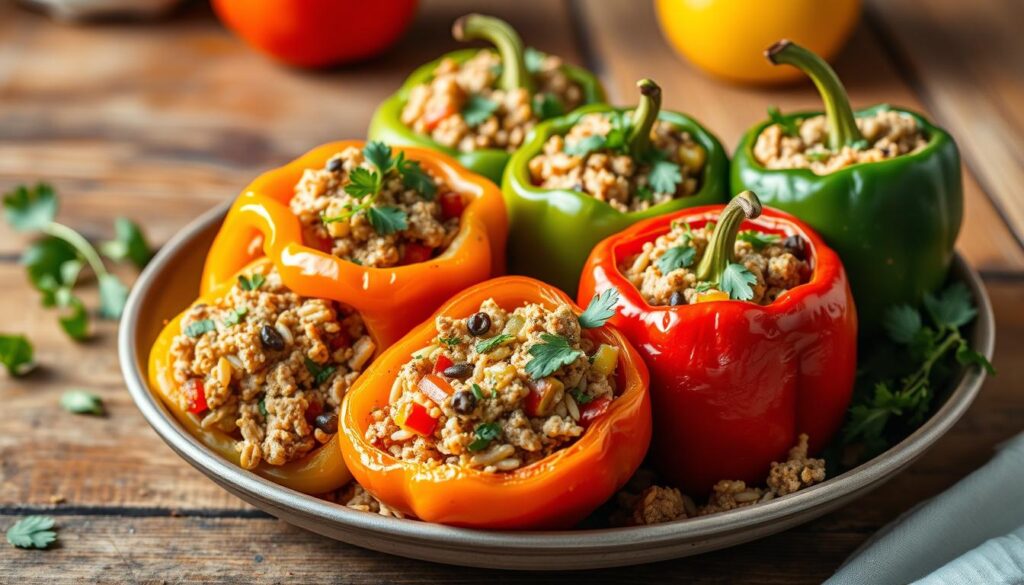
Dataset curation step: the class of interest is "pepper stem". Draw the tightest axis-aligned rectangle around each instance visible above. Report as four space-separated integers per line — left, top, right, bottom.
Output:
695 191 763 283
626 79 661 159
766 40 863 150
453 14 533 93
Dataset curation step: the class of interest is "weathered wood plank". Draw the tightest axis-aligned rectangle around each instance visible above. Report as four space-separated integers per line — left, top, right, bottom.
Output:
574 0 1024 273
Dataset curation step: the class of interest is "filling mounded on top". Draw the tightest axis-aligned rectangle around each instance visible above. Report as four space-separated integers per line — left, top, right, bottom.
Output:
169 265 376 469
291 142 466 268
366 292 622 473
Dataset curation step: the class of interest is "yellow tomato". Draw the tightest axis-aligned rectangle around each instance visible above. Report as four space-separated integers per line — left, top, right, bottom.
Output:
654 0 861 84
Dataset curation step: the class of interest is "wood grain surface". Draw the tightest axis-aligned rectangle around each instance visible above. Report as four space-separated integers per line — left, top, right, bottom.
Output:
1 0 1022 583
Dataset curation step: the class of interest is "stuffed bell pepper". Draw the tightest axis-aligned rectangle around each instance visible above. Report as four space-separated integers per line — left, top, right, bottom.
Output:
150 258 374 494
579 191 856 495
368 13 605 183
731 40 962 332
202 140 507 349
338 276 651 529
504 78 729 293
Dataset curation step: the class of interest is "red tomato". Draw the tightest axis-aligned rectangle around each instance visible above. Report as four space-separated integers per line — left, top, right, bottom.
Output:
183 379 208 414
422 102 456 132
432 354 454 375
305 399 323 423
395 401 437 436
579 397 611 428
402 242 435 265
439 192 466 220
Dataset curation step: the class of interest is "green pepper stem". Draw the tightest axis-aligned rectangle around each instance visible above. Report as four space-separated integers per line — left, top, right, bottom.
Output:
453 14 533 93
695 191 763 283
766 40 863 150
626 79 661 159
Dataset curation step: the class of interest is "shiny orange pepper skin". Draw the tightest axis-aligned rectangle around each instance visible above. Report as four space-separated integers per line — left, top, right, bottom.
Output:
201 141 508 351
148 258 353 494
338 276 652 529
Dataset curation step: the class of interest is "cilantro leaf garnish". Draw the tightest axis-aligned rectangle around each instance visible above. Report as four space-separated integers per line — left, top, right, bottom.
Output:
258 397 268 417
471 383 485 400
184 319 216 338
467 422 502 452
720 263 757 301
363 141 394 173
525 333 584 379
524 47 545 74
344 167 382 199
767 106 799 136
656 245 696 275
367 206 408 235
98 273 128 320
99 217 152 270
579 289 619 329
693 281 714 293
395 153 437 200
737 230 781 249
461 94 499 128
60 390 105 416
6 515 57 549
475 333 512 354
438 336 462 347
570 387 594 405
56 290 89 340
849 139 870 150
883 305 922 344
304 357 336 386
533 92 565 121
237 273 265 291
223 307 248 327
805 150 831 162
923 282 976 329
2 183 56 232
564 135 606 157
604 111 631 151
647 158 683 194
0 334 34 377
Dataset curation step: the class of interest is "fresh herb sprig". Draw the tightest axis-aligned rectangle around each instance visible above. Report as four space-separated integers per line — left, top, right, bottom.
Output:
578 289 619 329
0 334 34 377
656 245 696 275
737 230 780 249
767 106 799 136
6 516 57 549
468 422 501 451
525 333 584 379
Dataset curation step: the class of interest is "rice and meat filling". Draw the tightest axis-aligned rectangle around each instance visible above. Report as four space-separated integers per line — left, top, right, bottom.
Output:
366 299 620 473
401 50 584 153
290 143 463 268
528 113 706 213
754 108 929 175
621 219 811 306
169 266 376 470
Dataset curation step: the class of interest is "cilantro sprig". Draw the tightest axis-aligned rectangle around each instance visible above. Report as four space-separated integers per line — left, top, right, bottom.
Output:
461 94 499 128
768 106 799 136
656 245 696 275
468 422 502 452
304 357 336 386
60 390 105 416
737 230 780 249
6 516 57 549
578 289 619 329
525 333 584 379
0 334 35 377
720 263 757 301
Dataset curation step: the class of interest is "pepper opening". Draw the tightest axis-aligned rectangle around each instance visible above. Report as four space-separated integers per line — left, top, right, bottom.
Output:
452 14 533 94
626 78 662 159
695 191 763 284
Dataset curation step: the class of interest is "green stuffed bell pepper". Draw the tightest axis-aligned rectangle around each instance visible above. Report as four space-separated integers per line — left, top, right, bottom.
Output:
731 40 962 333
503 79 729 293
368 13 605 184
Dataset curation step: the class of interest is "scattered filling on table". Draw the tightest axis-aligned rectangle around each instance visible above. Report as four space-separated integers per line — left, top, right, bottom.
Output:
615 434 826 526
325 483 406 519
169 265 376 469
528 112 705 213
365 293 621 473
291 141 464 268
754 108 929 175
620 219 810 306
401 49 583 153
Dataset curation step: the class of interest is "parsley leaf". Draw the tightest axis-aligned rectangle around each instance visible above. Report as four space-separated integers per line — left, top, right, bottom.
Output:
461 94 499 128
223 307 248 327
98 273 128 319
60 390 105 416
395 153 437 200
6 516 57 549
471 383 485 400
99 217 152 270
367 206 408 235
635 185 654 202
467 422 502 452
923 282 976 329
720 263 757 301
655 245 696 275
23 238 78 305
184 319 216 338
344 167 382 199
693 281 714 293
56 290 89 340
533 92 565 121
767 106 799 136
363 141 394 173
805 150 831 162
850 139 870 150
438 336 462 347
578 289 619 329
524 47 546 74
648 159 683 194
570 387 594 405
237 273 265 291
525 333 584 379
604 111 631 151
304 357 336 386
0 334 34 377
564 135 606 157
2 183 57 232
475 334 512 354
258 397 268 417
956 341 995 375
884 305 922 344
737 230 780 249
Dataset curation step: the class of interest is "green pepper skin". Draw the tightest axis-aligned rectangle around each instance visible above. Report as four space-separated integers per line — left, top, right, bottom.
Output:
731 105 962 332
503 104 730 293
368 49 606 185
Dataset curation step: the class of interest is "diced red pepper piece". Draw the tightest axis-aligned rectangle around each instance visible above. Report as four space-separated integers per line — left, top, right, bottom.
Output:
422 102 456 131
402 242 434 265
579 397 611 428
306 230 334 253
328 329 351 351
439 191 466 220
183 378 208 414
525 377 564 417
432 354 453 375
418 373 454 406
304 399 323 423
395 401 437 436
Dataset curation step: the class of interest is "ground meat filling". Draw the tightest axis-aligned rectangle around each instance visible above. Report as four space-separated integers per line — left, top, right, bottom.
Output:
168 266 376 469
527 113 706 213
366 299 620 473
754 109 929 175
401 50 583 153
290 145 462 268
620 220 811 306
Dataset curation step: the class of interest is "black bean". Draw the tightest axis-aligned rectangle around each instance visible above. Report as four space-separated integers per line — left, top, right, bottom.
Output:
669 291 686 306
260 324 285 351
466 312 491 336
314 412 338 434
451 391 477 415
326 158 343 173
782 235 807 260
442 362 474 380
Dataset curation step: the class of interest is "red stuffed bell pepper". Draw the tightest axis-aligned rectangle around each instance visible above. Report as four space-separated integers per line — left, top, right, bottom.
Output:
579 191 856 495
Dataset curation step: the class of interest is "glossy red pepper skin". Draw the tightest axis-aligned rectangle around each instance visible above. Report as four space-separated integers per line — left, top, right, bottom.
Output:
579 205 857 495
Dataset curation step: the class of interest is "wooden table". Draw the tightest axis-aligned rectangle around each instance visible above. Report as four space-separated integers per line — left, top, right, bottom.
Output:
1 0 1022 582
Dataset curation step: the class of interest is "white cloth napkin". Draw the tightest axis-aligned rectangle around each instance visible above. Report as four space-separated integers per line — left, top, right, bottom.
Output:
826 433 1024 585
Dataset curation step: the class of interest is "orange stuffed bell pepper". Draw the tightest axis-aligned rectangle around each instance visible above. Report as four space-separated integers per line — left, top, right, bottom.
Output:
202 140 507 349
579 191 856 495
338 276 651 529
150 257 381 494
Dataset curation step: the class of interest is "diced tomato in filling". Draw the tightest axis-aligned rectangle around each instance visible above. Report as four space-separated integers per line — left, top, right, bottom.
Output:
306 230 334 253
432 354 454 375
418 374 454 406
395 401 437 436
402 242 434 265
422 102 456 131
183 378 208 414
328 330 351 351
304 399 323 423
579 397 611 427
439 191 465 220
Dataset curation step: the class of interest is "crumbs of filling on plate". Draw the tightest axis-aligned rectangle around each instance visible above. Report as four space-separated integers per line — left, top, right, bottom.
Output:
620 219 811 306
290 142 464 268
401 49 583 153
616 434 826 526
528 112 706 213
169 265 375 469
754 108 928 175
365 299 620 472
